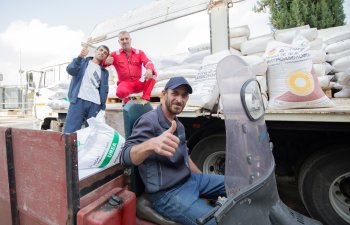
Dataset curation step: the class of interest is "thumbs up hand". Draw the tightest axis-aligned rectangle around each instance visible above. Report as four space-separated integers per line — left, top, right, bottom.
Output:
154 120 179 157
105 53 114 65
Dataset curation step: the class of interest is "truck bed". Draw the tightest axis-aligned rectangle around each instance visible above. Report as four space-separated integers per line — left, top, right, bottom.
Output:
264 98 350 122
105 98 350 123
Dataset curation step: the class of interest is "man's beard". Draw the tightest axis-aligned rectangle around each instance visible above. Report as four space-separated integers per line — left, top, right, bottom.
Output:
165 97 183 115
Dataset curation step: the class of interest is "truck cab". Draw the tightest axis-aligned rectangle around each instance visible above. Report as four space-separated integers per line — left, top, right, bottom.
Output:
27 63 71 130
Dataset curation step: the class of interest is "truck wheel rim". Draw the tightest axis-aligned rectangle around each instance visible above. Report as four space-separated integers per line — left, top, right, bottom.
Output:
203 151 225 174
329 172 350 223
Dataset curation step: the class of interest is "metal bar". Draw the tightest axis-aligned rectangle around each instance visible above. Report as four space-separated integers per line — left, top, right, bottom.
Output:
65 133 80 225
90 1 209 44
5 128 20 225
96 8 208 43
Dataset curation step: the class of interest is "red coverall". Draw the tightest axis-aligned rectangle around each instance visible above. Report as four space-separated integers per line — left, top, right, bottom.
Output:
109 48 157 103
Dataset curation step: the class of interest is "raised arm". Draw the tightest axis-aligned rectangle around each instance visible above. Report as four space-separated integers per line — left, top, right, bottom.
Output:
66 47 89 76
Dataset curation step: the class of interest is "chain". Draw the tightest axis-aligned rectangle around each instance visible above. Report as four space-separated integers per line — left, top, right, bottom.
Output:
207 0 234 14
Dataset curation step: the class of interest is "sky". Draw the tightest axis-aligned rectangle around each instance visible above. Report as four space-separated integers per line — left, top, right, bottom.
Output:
0 0 349 85
0 0 154 85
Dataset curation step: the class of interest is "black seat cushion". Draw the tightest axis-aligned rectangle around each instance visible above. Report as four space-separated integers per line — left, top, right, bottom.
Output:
136 193 182 225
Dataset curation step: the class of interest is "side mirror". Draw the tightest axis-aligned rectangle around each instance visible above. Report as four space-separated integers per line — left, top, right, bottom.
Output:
27 72 35 89
241 79 264 121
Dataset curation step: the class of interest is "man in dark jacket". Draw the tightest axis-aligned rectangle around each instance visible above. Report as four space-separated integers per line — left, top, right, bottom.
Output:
121 76 226 225
64 45 110 133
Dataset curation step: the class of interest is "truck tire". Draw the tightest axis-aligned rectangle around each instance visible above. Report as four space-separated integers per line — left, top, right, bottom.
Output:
298 146 350 225
190 134 226 174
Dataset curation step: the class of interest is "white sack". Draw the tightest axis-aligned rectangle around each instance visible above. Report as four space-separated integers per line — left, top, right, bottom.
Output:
230 36 248 50
325 39 350 53
229 25 250 38
313 63 334 77
256 75 268 93
332 56 350 72
154 53 189 69
157 70 177 81
326 49 350 62
261 93 268 109
249 52 265 57
188 43 210 54
309 38 324 50
274 28 318 44
310 50 327 64
166 63 202 71
336 72 350 86
241 34 273 55
188 50 231 109
183 50 210 64
77 111 125 169
108 84 117 98
156 69 198 81
155 78 195 89
323 30 350 45
313 64 326 77
334 87 350 98
241 55 268 76
264 35 334 109
151 87 163 97
317 76 333 89
230 48 243 56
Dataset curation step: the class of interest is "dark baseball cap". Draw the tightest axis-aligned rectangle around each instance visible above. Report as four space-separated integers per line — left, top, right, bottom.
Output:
164 76 193 94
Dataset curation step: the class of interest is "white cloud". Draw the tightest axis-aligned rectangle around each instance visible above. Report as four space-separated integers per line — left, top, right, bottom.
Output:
0 19 85 85
175 13 209 52
229 0 271 38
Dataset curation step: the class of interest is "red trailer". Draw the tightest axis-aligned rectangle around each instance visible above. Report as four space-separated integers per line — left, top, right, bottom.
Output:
0 127 144 225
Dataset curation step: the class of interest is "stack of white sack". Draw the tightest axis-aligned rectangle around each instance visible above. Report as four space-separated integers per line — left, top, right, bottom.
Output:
240 33 274 57
320 25 350 98
77 110 125 169
46 80 70 109
264 35 334 109
229 25 250 54
152 52 203 97
153 25 268 108
229 25 269 105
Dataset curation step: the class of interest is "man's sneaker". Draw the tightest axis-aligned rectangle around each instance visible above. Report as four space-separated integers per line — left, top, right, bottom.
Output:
122 97 131 105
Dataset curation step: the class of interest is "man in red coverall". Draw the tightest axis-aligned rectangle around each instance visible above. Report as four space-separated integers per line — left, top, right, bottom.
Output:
105 31 157 104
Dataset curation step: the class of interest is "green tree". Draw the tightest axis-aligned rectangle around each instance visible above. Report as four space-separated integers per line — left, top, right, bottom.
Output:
329 0 346 26
254 0 345 29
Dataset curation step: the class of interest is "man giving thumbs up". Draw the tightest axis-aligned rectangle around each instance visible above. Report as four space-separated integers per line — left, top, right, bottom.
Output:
121 76 226 225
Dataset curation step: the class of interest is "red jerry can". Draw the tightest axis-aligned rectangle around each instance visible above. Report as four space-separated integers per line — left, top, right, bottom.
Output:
77 187 136 225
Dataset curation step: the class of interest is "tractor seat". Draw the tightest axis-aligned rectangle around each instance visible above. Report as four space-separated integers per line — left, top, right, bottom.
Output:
136 193 181 225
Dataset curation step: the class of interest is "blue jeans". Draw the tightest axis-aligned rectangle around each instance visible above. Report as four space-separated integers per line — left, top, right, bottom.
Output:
149 173 226 225
64 98 101 133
